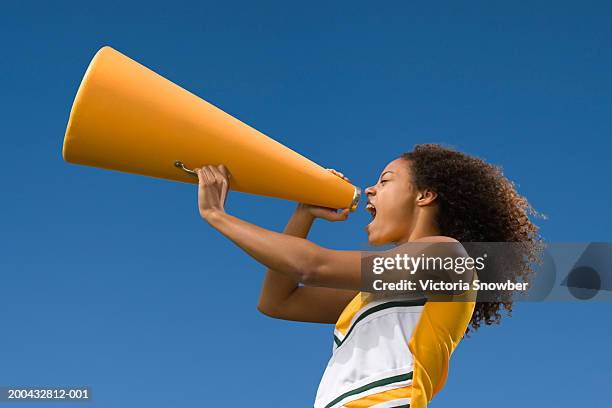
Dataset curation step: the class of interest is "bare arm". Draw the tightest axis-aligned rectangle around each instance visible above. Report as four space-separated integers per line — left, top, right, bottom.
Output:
206 209 362 288
256 204 358 323
194 165 465 296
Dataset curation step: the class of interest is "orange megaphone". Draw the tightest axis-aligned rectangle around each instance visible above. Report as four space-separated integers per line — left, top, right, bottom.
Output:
62 46 360 211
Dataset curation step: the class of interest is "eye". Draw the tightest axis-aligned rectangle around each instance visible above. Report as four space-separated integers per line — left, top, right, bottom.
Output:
380 179 389 185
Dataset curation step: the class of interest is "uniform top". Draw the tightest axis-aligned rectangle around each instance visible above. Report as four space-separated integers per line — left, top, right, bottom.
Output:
314 288 476 408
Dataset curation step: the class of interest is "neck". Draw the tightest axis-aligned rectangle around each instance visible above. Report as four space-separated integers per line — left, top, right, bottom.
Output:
397 209 440 244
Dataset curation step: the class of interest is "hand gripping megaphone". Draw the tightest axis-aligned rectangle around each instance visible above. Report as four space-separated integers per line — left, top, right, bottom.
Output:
62 46 361 211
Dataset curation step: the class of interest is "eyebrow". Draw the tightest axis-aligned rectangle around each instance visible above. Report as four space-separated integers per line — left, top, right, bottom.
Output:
379 171 394 180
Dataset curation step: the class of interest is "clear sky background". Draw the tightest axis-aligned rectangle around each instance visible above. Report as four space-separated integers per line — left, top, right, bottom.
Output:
1 1 611 407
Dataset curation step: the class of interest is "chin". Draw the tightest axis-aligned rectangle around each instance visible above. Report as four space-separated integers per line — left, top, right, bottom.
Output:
367 222 404 246
367 232 390 247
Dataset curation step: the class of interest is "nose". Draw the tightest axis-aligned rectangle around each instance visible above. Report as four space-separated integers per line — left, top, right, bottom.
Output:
365 184 376 198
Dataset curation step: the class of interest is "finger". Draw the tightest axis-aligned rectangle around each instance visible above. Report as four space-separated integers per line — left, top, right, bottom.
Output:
204 166 225 205
340 209 350 221
330 210 349 222
210 166 229 205
209 165 224 184
195 168 206 185
217 164 231 181
197 168 209 186
211 165 231 187
201 166 216 185
320 207 341 220
334 171 349 182
327 168 350 182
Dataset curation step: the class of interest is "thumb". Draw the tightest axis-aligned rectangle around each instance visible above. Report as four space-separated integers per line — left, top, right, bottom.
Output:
330 209 350 222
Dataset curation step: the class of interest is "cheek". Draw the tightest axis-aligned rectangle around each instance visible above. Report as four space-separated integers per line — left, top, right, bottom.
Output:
382 206 413 235
377 191 414 233
381 188 414 220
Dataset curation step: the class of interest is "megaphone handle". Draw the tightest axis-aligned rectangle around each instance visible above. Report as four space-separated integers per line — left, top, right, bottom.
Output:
174 160 198 177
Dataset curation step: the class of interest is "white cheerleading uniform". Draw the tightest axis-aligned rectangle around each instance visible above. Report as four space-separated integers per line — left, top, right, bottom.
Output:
313 293 427 408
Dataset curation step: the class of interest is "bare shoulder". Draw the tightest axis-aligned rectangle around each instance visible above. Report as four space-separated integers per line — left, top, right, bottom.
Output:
403 235 467 258
411 235 460 244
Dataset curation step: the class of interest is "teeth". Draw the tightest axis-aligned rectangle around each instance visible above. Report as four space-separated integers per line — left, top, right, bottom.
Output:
366 203 376 219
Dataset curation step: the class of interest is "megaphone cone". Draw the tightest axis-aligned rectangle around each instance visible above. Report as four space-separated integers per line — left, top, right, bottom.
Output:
63 46 360 211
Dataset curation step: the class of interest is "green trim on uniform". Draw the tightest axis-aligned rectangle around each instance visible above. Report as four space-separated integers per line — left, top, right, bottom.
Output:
323 372 413 408
333 335 341 346
335 299 427 349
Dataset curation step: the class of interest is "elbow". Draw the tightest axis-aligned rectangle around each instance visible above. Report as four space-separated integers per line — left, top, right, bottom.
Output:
300 268 320 286
273 241 327 287
300 274 316 287
256 299 286 320
299 261 327 287
256 302 275 318
298 246 331 286
257 301 279 319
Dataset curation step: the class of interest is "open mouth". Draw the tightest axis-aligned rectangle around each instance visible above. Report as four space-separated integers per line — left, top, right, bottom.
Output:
366 202 376 220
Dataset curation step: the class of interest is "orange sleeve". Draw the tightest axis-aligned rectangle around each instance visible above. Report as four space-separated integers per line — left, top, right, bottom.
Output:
408 300 475 408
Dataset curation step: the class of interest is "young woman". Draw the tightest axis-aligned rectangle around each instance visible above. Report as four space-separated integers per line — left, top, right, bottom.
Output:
194 144 542 408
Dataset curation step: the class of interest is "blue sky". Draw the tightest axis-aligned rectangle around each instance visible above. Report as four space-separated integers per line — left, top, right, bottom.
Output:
1 1 611 406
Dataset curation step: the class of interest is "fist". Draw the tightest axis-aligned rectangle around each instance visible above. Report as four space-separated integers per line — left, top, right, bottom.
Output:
195 164 231 220
297 168 351 222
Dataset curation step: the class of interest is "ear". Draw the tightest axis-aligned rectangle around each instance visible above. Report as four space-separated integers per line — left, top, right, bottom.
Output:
416 188 437 206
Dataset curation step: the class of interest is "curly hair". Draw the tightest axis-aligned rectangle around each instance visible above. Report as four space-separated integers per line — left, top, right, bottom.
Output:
401 144 544 334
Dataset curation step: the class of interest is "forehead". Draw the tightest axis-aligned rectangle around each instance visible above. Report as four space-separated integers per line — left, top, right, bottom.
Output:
380 158 410 177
